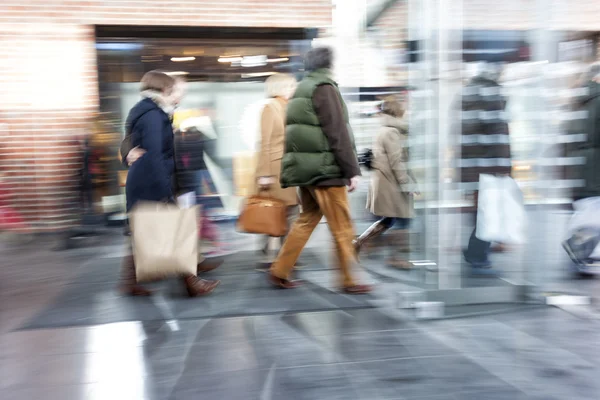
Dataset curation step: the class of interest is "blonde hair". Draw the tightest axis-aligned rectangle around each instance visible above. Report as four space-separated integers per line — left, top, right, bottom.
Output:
140 70 176 95
380 95 404 118
265 73 297 99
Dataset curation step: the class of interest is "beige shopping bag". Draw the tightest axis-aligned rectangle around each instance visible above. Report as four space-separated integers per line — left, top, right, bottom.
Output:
129 202 199 282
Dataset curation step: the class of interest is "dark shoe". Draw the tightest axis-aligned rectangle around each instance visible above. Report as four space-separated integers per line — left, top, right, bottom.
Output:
118 255 153 296
184 276 220 297
197 258 223 273
343 284 373 295
267 273 302 289
354 221 389 255
463 250 492 269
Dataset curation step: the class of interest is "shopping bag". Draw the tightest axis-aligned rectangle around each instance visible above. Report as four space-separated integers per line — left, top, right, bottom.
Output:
129 202 199 282
476 174 526 244
567 197 600 235
237 195 287 237
176 192 210 258
566 197 600 260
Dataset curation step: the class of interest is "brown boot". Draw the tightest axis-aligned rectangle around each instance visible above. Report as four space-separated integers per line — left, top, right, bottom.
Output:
353 220 389 255
397 229 411 253
267 272 303 289
184 275 220 297
118 255 153 296
343 284 373 295
386 229 412 270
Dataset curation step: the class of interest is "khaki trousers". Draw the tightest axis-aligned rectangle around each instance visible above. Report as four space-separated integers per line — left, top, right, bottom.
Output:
270 186 357 288
261 205 299 262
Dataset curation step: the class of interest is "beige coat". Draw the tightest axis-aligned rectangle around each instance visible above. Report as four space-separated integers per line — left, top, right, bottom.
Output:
366 115 416 218
253 98 298 206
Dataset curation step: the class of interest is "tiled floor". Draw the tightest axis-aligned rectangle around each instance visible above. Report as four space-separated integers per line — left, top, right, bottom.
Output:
2 212 600 399
3 307 599 400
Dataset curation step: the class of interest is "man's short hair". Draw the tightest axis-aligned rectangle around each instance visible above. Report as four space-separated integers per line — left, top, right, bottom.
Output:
304 47 334 72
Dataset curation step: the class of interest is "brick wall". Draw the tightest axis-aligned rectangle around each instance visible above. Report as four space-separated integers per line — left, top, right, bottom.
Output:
0 1 332 231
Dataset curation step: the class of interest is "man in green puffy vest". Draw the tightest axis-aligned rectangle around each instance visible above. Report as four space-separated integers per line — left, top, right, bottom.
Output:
268 47 372 294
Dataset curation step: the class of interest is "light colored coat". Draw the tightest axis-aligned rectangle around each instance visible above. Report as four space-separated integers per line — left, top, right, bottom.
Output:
366 114 416 218
253 98 298 206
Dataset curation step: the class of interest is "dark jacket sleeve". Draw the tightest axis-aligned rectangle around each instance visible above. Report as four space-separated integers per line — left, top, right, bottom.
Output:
137 112 173 199
119 134 133 168
313 84 361 179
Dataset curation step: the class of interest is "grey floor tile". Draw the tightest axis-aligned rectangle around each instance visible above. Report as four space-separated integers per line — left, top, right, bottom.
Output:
253 337 338 368
1 356 42 390
3 384 90 400
180 340 266 375
191 316 256 344
169 369 268 400
271 364 359 400
458 387 528 400
418 355 514 394
87 380 176 400
1 321 169 358
343 357 453 399
394 331 458 358
30 348 147 386
319 331 412 362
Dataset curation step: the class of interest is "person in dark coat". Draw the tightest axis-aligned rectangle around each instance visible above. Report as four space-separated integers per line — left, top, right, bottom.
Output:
571 64 600 201
173 126 221 205
562 64 600 264
118 70 220 297
459 63 512 270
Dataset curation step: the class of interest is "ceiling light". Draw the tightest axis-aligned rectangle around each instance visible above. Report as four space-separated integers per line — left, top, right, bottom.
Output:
241 55 268 67
267 57 290 63
171 56 196 62
241 72 276 78
165 71 190 76
218 56 243 63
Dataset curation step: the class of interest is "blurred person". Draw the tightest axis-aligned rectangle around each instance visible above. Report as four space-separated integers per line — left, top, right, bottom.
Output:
254 73 299 265
267 47 372 294
562 63 600 264
174 126 220 203
459 62 511 272
123 76 225 266
353 96 417 269
119 70 220 297
174 125 228 255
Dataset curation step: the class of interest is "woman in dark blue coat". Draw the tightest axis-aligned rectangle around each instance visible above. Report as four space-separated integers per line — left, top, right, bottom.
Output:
119 70 220 297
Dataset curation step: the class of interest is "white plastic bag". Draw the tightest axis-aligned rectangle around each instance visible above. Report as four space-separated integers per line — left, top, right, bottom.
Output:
476 174 526 244
177 191 196 209
567 197 600 259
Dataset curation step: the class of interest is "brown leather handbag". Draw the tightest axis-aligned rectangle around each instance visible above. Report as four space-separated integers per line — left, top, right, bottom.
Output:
237 195 287 237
